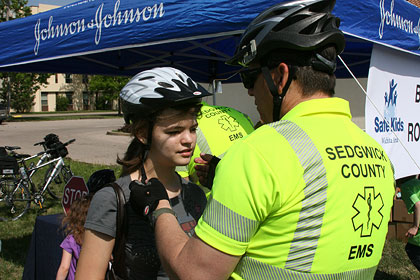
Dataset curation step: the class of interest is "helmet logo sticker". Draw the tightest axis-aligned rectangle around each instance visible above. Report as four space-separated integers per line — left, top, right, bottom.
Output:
352 186 384 237
193 91 202 96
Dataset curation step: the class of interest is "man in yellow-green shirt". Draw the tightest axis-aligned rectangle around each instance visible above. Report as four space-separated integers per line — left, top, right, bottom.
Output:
193 97 394 278
130 1 395 279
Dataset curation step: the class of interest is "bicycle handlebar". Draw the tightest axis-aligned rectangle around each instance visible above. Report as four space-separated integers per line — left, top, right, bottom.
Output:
33 139 76 157
63 139 76 146
42 139 76 156
34 137 75 147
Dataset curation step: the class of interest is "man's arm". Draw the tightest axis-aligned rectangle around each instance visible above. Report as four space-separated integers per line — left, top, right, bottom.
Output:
406 201 420 238
155 200 240 280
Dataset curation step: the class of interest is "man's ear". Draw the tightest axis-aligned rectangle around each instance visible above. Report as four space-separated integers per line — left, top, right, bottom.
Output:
273 63 289 94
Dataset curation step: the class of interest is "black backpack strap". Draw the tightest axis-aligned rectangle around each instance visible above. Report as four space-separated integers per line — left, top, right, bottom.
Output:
110 182 127 279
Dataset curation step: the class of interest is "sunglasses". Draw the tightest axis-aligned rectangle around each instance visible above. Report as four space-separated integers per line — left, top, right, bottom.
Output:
239 67 262 89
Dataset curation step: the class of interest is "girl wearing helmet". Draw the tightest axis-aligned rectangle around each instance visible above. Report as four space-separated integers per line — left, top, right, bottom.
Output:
76 67 212 280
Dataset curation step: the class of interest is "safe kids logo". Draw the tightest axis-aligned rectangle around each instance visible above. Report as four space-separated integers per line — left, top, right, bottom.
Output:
352 187 384 237
374 79 404 135
384 78 398 119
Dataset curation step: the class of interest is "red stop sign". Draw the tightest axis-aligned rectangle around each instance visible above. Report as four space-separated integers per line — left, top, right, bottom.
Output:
62 176 88 215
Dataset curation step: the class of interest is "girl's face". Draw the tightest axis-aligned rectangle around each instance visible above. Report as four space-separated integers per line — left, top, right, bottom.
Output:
145 108 198 168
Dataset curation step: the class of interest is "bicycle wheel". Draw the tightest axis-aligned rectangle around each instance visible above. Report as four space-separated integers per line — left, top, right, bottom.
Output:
44 165 73 200
0 178 31 221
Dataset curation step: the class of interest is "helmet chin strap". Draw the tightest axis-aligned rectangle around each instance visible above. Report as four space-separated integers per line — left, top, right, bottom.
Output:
261 66 295 122
140 122 154 184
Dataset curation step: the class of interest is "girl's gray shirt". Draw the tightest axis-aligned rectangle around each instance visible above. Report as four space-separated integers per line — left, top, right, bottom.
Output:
85 174 207 280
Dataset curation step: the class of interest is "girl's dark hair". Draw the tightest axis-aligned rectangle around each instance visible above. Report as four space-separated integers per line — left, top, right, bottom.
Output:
117 102 202 176
61 195 92 245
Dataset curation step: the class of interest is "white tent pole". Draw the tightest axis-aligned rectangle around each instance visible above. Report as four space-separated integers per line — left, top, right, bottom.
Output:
337 55 367 95
208 71 240 106
212 80 217 105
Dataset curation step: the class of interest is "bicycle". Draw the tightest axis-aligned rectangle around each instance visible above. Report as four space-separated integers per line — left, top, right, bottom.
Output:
0 138 75 221
32 136 74 200
5 135 73 199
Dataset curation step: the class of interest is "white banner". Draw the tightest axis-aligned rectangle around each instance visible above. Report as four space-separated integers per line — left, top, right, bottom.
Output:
365 44 420 179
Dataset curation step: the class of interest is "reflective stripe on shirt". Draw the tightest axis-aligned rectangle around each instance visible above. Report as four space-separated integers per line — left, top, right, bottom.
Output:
196 126 212 154
202 196 259 243
269 120 328 272
234 255 377 279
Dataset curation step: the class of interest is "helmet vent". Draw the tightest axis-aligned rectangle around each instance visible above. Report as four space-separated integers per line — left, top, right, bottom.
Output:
301 21 320 35
158 82 174 88
175 73 185 82
272 14 304 32
138 76 154 81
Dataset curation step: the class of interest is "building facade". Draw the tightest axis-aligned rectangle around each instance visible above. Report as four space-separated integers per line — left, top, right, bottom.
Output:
28 4 91 112
407 0 420 7
33 73 93 112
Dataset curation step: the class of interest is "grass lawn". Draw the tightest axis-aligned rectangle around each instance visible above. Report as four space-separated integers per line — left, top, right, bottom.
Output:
1 159 419 279
376 239 419 279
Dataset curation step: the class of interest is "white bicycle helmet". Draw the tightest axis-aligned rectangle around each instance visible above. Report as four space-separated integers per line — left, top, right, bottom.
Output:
120 67 212 123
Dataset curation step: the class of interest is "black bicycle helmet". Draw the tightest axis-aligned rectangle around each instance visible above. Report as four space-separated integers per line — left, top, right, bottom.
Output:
44 133 60 149
120 67 212 124
87 169 116 194
227 0 344 122
227 0 345 71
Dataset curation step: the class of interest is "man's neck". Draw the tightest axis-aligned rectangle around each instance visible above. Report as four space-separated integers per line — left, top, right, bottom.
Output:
280 82 330 118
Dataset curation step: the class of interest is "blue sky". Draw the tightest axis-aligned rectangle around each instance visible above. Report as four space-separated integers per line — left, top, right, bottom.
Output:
27 0 78 6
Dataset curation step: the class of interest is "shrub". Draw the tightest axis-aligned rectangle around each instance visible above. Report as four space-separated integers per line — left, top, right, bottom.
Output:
95 96 112 110
56 96 69 111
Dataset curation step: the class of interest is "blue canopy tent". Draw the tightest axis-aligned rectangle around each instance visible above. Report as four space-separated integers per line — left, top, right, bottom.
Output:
0 0 419 83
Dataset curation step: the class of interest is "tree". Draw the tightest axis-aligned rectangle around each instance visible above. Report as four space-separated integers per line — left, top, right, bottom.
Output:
88 75 129 111
0 0 31 22
0 72 50 112
0 0 50 113
56 95 69 111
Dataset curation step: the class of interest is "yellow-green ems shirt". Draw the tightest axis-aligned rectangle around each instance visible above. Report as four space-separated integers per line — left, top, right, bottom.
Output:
176 103 254 192
195 98 395 279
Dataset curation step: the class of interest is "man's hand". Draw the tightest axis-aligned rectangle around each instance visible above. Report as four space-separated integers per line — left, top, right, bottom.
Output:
194 153 220 189
129 178 169 217
406 226 419 238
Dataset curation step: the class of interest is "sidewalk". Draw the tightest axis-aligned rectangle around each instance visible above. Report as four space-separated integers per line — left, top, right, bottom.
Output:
1 118 128 165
